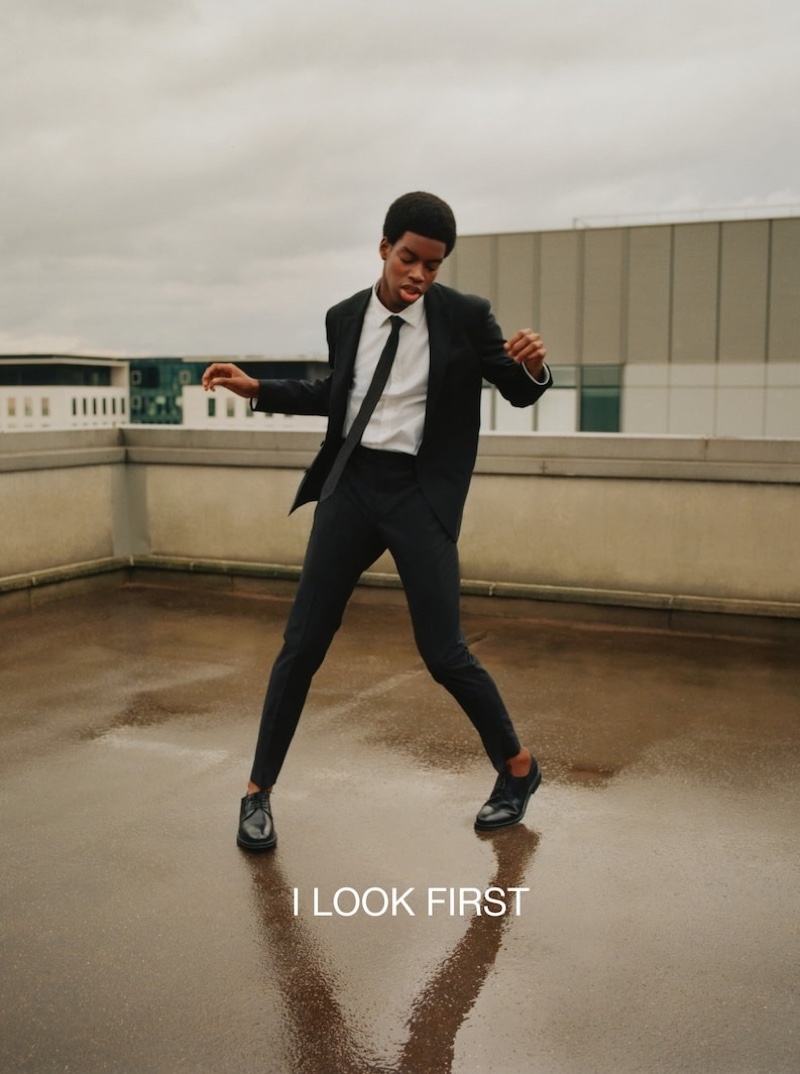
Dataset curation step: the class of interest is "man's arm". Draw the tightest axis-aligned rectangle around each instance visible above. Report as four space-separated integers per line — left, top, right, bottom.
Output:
471 300 551 405
201 361 333 416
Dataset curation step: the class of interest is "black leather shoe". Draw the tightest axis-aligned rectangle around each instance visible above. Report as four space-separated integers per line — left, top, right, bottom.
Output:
474 758 542 831
237 791 277 851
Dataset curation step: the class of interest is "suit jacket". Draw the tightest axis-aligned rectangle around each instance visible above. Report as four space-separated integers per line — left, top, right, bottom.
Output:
253 282 551 540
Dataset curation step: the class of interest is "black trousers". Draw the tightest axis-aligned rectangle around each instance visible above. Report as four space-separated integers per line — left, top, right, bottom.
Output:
249 446 521 789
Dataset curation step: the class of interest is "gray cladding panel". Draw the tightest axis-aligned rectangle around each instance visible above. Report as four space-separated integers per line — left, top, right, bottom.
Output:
539 230 580 362
452 235 495 303
626 226 671 363
769 218 800 361
583 228 624 364
671 223 720 363
447 214 797 372
495 233 537 335
718 220 769 362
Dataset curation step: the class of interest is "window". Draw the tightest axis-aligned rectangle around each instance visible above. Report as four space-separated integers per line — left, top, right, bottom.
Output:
208 398 216 418
226 398 235 418
24 398 33 417
579 366 621 432
7 398 16 417
41 397 50 417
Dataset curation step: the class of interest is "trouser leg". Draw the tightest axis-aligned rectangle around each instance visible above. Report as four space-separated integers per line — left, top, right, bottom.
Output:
249 490 384 789
387 487 521 771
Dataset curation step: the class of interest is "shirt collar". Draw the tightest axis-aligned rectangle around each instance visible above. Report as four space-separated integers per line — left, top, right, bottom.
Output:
369 282 426 329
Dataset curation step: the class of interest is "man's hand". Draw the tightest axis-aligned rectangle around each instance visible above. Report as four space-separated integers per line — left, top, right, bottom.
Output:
505 329 547 380
201 362 260 400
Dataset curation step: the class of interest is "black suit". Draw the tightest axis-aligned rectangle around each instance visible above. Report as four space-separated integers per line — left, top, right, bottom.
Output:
249 283 551 788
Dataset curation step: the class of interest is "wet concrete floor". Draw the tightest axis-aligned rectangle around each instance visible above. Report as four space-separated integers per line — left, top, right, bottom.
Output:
0 581 798 1073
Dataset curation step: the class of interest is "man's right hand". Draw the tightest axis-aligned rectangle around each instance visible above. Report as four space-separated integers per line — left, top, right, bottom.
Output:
201 362 259 400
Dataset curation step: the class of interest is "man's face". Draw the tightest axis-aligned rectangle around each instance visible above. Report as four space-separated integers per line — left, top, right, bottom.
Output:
377 231 446 312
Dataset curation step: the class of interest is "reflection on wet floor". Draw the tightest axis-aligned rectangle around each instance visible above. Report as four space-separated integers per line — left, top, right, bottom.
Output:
554 761 617 788
248 827 539 1074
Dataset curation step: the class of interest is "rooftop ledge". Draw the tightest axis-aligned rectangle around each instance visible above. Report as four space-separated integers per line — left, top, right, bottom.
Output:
3 426 800 483
2 427 799 637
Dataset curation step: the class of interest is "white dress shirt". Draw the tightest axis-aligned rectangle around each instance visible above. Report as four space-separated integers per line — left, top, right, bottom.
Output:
344 284 550 456
344 285 429 455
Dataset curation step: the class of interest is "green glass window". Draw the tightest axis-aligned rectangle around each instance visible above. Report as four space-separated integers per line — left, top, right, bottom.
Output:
580 366 621 432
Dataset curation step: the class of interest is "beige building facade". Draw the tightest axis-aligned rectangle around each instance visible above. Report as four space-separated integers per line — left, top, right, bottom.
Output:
438 215 800 438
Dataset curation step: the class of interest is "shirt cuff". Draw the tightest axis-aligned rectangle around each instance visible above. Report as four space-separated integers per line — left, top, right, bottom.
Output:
523 362 551 386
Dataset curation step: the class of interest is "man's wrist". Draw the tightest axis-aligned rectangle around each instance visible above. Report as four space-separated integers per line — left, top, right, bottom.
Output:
522 362 550 385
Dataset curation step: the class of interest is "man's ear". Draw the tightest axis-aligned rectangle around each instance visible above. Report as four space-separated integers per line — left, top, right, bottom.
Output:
378 236 391 260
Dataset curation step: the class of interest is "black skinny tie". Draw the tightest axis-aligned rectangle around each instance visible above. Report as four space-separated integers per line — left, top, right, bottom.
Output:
319 314 404 501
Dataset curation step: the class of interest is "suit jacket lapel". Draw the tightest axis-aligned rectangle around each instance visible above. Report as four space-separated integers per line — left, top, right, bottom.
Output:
423 285 451 438
328 289 372 438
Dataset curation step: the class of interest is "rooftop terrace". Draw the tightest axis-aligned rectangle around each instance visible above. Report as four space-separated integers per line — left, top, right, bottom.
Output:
1 426 799 1071
1 574 798 1073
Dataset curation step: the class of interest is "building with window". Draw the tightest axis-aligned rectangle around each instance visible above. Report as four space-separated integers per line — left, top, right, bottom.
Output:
130 356 328 428
0 355 128 431
128 357 201 424
5 213 797 438
439 213 800 437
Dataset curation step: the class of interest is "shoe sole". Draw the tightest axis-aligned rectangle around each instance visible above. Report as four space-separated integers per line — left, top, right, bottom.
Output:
474 766 542 831
236 834 277 852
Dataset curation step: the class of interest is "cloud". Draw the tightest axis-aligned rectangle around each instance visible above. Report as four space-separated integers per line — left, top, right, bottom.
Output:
1 0 799 354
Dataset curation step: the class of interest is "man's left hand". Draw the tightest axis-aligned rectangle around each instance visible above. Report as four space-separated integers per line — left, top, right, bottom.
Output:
505 329 547 379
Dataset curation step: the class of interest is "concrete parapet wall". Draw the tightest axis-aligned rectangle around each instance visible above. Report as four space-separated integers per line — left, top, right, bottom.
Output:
2 428 799 621
465 434 800 612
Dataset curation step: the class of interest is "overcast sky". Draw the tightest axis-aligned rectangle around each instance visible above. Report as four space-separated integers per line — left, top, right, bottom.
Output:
3 0 799 357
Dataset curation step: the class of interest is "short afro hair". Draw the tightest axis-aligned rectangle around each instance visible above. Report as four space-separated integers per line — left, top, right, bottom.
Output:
382 192 457 257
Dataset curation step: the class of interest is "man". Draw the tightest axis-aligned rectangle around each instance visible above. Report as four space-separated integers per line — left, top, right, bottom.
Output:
202 192 551 851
